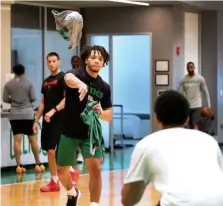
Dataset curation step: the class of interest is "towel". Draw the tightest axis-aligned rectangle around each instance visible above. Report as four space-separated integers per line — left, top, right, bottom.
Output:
80 101 103 155
52 9 83 50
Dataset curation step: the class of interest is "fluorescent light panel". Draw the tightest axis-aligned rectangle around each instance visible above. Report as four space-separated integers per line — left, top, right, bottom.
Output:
108 0 150 6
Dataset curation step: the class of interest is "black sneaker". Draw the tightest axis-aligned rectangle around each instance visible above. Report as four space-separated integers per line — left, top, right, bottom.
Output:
66 189 81 206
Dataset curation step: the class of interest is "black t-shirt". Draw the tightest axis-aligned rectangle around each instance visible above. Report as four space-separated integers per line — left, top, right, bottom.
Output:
61 68 112 139
41 71 65 118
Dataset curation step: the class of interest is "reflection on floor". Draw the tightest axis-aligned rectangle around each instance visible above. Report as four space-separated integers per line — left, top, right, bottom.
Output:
1 147 135 185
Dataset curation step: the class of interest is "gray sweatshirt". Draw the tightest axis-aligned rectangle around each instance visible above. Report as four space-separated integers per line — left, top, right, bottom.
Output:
179 74 211 109
3 76 36 120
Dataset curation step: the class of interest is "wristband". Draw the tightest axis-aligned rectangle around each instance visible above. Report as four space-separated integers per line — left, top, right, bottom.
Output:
54 107 58 112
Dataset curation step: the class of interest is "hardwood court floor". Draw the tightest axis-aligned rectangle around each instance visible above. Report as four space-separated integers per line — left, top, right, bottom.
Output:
1 170 160 206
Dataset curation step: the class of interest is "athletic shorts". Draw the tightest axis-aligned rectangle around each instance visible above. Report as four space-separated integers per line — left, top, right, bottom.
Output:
188 108 201 128
10 120 34 136
56 134 103 166
41 119 62 151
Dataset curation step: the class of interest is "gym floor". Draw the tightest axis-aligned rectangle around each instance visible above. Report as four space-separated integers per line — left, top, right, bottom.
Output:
1 146 222 206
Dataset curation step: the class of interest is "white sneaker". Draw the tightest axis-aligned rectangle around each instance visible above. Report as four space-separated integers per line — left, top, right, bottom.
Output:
76 153 84 163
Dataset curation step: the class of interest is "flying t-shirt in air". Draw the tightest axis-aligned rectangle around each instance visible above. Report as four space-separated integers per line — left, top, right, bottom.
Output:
61 68 112 139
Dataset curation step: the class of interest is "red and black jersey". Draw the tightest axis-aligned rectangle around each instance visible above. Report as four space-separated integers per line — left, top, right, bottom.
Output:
41 71 66 116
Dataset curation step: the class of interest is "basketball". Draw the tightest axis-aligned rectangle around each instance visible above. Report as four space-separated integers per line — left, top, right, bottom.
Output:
201 107 212 117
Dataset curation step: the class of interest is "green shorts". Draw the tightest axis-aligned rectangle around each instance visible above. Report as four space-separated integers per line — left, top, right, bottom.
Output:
56 134 103 166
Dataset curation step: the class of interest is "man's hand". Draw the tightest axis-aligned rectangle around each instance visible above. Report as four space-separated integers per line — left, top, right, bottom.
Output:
78 83 88 101
44 109 56 122
33 122 39 134
93 103 102 115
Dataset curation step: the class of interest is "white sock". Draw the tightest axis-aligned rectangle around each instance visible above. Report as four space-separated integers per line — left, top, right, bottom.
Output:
67 186 77 197
69 166 75 172
90 203 99 206
52 176 58 183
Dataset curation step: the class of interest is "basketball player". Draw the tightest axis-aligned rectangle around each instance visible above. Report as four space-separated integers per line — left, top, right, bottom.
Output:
121 90 223 206
33 52 78 192
3 64 44 174
71 55 84 164
57 45 112 206
71 55 82 69
179 62 211 129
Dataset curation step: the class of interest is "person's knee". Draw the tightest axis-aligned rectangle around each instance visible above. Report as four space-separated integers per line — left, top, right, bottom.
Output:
28 136 37 145
14 134 22 144
48 149 56 157
86 158 102 175
57 166 69 176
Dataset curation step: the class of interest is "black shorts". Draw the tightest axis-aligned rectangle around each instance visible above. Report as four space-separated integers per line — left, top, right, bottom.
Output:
10 120 34 136
41 118 62 151
189 108 201 128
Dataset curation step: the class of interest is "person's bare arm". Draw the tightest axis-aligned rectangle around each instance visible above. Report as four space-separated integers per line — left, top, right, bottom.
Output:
200 76 211 107
64 73 85 89
122 181 147 206
64 73 87 101
33 95 44 133
216 143 223 172
93 104 113 122
35 95 44 122
121 142 151 206
100 108 112 122
95 84 113 122
44 97 65 122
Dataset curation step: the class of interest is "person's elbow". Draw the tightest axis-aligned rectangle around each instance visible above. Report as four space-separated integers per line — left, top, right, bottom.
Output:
101 108 112 122
107 113 113 122
30 96 37 103
3 94 10 103
64 73 76 88
121 188 139 206
121 195 134 206
3 97 10 103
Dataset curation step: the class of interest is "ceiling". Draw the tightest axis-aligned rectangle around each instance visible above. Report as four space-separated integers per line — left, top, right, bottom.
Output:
14 0 176 8
8 0 223 11
180 1 223 11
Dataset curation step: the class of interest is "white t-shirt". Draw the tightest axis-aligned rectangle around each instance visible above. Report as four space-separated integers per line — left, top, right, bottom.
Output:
124 128 223 206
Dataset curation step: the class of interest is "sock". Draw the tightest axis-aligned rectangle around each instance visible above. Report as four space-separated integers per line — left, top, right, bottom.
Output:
52 176 58 183
90 203 99 206
67 186 77 197
69 166 75 172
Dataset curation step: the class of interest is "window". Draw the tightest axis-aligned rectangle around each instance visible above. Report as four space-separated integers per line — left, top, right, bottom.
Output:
11 4 43 107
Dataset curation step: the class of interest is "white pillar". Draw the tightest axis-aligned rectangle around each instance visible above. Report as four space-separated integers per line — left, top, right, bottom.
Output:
1 3 12 109
184 12 199 74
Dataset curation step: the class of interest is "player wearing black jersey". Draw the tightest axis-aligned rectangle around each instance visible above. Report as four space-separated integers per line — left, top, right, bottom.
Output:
57 46 112 206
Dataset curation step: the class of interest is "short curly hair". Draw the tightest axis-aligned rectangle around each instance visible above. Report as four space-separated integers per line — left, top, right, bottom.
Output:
80 45 110 67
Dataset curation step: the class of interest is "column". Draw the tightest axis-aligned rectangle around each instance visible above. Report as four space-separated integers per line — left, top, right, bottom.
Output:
201 11 218 135
1 3 12 109
184 12 199 74
217 12 223 143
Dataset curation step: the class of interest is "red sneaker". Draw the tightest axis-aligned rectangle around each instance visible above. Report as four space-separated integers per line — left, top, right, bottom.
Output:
70 169 80 186
40 178 60 192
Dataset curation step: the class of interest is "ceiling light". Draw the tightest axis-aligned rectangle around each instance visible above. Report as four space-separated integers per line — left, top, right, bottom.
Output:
108 0 150 6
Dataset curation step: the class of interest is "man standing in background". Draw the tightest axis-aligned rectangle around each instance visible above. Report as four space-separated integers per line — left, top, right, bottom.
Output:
179 62 211 129
3 64 44 174
33 52 79 192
